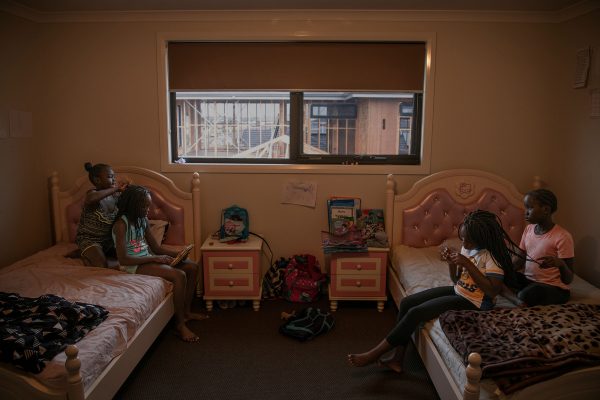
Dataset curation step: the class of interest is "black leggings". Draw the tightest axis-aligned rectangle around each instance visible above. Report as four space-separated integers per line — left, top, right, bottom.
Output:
515 273 570 306
385 286 477 347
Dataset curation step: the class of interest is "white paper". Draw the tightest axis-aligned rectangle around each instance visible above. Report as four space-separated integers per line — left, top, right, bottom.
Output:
281 181 317 208
574 47 591 89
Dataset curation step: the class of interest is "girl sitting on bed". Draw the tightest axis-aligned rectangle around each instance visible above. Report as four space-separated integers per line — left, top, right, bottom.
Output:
513 189 574 306
348 209 518 373
75 162 127 268
112 184 207 343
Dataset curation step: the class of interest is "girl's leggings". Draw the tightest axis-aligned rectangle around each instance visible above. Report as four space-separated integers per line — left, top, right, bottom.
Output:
385 286 477 347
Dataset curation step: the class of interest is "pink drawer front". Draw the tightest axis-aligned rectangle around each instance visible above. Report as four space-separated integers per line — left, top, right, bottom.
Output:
329 274 386 297
203 251 258 274
205 274 260 296
330 253 387 276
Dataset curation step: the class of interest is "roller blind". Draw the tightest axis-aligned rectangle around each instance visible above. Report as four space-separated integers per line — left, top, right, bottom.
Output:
168 42 426 92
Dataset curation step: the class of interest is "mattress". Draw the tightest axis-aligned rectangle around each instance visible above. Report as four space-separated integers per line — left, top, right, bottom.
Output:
392 243 600 399
0 243 172 391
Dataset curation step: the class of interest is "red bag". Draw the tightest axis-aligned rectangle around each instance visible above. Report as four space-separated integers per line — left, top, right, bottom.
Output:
283 255 327 302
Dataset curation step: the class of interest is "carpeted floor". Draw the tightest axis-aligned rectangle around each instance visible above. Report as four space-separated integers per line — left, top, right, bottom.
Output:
115 298 440 400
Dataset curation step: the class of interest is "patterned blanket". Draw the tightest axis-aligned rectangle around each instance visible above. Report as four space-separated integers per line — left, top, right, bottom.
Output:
0 292 108 373
439 303 600 394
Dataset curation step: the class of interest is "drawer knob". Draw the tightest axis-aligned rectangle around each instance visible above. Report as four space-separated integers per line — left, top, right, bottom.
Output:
356 264 362 270
356 281 362 287
228 263 233 269
228 280 234 287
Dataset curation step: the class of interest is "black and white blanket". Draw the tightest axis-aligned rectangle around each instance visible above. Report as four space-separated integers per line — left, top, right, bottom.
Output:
0 291 108 373
439 303 600 394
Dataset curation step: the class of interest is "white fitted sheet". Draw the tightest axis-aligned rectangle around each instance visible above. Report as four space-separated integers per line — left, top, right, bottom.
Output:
0 243 172 391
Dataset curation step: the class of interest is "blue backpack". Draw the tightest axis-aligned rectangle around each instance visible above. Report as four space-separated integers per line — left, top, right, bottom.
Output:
219 205 249 242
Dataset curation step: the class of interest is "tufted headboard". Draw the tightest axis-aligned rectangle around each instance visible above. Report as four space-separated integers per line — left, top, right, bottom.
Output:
49 166 201 260
385 169 525 252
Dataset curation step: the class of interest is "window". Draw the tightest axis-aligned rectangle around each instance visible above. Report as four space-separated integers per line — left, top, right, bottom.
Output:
167 42 426 165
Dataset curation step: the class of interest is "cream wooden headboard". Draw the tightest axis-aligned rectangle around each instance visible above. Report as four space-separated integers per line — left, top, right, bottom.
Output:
48 166 201 260
385 169 525 253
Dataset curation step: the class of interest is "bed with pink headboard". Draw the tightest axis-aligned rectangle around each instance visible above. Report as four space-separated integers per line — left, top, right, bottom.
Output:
384 169 600 400
0 166 201 400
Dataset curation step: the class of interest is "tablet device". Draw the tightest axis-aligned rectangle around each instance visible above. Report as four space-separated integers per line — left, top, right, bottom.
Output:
170 244 194 267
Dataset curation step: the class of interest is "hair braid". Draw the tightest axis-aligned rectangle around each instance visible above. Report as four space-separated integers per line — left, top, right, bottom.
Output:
115 185 150 238
461 209 518 289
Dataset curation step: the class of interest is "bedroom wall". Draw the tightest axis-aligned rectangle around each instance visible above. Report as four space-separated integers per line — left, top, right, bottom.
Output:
552 9 600 287
1 8 597 287
0 11 50 264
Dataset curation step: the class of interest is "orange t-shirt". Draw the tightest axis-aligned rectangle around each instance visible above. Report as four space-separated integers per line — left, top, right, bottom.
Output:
520 224 574 290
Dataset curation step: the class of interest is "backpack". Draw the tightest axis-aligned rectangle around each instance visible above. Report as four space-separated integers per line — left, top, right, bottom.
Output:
262 257 291 299
219 205 249 242
279 307 335 341
282 255 327 303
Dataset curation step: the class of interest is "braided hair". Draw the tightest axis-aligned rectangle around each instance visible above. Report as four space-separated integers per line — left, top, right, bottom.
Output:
115 185 151 237
459 209 519 289
84 162 111 185
525 188 557 213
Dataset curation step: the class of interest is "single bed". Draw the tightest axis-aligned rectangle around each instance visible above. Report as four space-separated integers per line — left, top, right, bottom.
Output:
0 166 201 400
384 169 600 400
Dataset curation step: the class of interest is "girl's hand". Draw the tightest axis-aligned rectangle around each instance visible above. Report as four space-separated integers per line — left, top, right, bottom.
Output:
116 179 129 192
447 252 471 269
154 255 174 265
538 256 563 269
440 245 457 261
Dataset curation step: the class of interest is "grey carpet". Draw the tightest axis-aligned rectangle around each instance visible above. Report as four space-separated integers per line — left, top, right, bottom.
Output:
115 298 440 400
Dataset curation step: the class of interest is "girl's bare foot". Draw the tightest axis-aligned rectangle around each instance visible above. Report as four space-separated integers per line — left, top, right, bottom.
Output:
185 312 209 322
377 356 403 373
176 324 199 342
347 352 379 367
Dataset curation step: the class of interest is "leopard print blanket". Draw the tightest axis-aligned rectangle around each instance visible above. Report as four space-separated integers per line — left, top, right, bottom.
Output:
439 303 600 394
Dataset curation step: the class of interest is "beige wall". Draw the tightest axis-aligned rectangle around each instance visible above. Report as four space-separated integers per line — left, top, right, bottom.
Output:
552 10 600 286
1 9 598 286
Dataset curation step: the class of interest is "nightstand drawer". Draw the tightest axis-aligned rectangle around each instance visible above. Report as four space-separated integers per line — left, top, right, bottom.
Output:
330 253 386 276
329 274 386 297
206 274 260 295
203 252 258 274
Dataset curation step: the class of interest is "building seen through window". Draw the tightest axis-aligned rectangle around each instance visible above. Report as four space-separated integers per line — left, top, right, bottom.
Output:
172 91 420 164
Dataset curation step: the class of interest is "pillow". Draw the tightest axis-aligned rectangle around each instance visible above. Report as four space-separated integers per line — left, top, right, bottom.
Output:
149 219 169 244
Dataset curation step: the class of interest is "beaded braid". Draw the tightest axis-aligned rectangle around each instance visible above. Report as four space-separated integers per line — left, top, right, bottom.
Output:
525 188 557 213
460 209 519 289
115 185 150 237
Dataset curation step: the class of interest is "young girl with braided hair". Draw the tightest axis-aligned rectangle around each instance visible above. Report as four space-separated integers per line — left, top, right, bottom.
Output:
75 162 127 268
112 185 207 342
513 188 574 306
348 209 517 373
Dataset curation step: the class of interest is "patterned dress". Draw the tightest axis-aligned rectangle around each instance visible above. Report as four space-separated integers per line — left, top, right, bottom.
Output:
75 195 118 255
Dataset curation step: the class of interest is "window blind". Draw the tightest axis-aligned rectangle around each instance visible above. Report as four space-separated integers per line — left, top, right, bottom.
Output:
168 41 426 92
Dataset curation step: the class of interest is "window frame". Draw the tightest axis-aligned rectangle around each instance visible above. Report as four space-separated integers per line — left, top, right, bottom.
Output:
157 32 436 175
169 91 422 165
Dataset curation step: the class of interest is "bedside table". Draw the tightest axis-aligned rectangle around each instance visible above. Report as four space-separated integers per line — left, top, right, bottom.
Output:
328 248 388 312
201 235 264 311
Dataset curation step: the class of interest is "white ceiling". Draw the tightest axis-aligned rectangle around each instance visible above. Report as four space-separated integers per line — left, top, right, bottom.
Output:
5 0 587 13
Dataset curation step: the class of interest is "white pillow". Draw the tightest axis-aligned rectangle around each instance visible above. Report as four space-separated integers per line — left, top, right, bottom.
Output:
149 219 169 244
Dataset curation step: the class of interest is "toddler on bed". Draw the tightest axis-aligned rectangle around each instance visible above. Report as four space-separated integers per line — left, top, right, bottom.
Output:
513 189 574 306
112 185 207 343
348 210 518 373
75 162 127 268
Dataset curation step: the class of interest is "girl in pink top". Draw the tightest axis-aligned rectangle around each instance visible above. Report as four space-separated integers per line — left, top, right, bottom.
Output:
514 189 574 306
